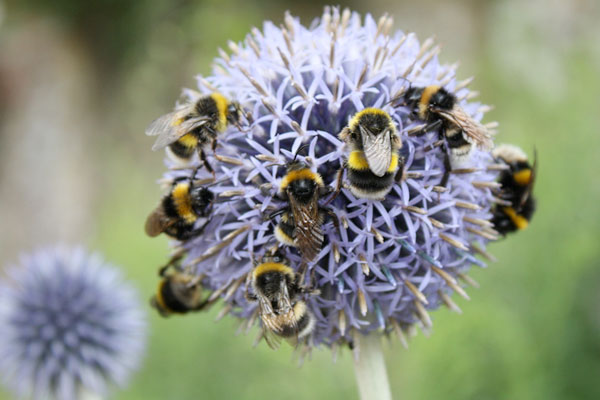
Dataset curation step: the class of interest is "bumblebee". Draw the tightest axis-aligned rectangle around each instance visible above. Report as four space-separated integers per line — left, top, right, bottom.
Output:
491 144 537 235
404 86 493 185
269 155 339 262
338 108 403 200
150 263 207 317
245 250 316 348
145 93 244 173
145 171 215 240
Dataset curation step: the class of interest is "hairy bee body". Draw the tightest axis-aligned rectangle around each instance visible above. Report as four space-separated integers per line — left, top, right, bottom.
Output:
277 302 315 339
405 85 492 166
491 144 537 235
274 211 296 246
151 269 205 317
165 94 229 161
339 108 402 199
146 92 244 170
247 252 316 346
346 151 400 199
145 179 214 241
274 162 337 261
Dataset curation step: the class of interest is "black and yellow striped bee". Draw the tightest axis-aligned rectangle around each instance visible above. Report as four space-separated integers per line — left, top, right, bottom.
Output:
338 108 403 200
144 171 216 241
245 249 316 348
269 153 339 262
491 144 537 235
403 85 493 185
145 92 245 173
150 263 207 317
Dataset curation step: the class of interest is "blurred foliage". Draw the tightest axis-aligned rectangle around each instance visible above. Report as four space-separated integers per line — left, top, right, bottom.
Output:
1 0 600 399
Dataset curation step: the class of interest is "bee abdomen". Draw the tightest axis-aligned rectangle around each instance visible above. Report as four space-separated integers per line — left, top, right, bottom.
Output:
168 136 197 160
278 302 315 339
347 168 395 199
158 280 189 314
275 218 295 246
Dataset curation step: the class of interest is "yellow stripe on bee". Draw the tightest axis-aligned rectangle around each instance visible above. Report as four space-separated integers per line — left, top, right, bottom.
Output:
349 107 391 130
513 169 532 186
348 151 399 173
348 151 370 170
172 182 197 224
177 133 199 148
279 169 324 191
253 262 295 279
210 92 229 131
418 85 441 118
388 154 399 172
275 226 295 246
155 280 171 313
173 117 184 126
502 207 529 230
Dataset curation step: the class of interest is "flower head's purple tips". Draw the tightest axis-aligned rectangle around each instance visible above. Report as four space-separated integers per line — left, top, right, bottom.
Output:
154 7 501 348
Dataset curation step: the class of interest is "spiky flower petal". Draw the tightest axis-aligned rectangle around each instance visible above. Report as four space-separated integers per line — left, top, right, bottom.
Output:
0 246 146 400
156 7 502 348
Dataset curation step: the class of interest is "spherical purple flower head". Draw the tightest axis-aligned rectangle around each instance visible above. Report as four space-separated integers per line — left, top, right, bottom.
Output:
161 7 500 348
0 246 147 400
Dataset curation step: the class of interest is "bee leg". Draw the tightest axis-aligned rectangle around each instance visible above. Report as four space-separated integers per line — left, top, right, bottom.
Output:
297 262 309 286
189 164 202 180
410 119 443 137
298 272 320 296
244 273 258 302
439 147 452 187
198 148 216 179
395 156 406 182
323 207 341 237
265 207 288 222
158 251 185 277
324 165 345 206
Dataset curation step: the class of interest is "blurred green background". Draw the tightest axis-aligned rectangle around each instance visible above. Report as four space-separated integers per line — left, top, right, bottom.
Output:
1 0 600 399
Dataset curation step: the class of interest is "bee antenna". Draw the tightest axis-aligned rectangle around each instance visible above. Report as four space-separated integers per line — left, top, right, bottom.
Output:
385 81 413 107
293 143 310 163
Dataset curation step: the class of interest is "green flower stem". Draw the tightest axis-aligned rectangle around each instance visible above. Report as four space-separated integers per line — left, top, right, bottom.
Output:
353 334 392 400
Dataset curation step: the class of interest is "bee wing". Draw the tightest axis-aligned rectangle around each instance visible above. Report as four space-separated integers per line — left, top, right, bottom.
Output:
261 326 282 350
150 115 212 151
145 106 193 136
289 192 324 261
360 125 392 177
145 207 175 237
258 295 282 332
435 106 493 151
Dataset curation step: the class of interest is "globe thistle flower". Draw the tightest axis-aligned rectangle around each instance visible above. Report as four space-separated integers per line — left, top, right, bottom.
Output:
153 7 504 350
0 246 146 400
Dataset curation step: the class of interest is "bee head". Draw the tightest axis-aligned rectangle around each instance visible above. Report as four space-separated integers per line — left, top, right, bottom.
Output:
261 248 288 265
428 87 455 111
353 108 394 134
190 186 215 217
287 177 317 200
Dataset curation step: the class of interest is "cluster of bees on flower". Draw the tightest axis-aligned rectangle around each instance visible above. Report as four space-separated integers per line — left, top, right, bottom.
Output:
144 86 536 347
